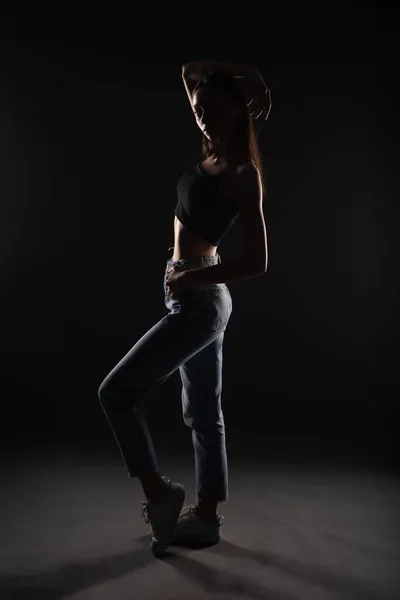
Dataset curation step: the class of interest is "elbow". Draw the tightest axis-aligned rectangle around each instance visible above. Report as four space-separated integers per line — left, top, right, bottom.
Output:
258 254 268 274
256 260 267 274
244 250 268 274
182 61 197 75
263 251 269 273
248 256 267 275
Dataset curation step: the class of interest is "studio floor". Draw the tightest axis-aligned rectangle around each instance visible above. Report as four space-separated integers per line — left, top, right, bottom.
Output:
1 442 399 600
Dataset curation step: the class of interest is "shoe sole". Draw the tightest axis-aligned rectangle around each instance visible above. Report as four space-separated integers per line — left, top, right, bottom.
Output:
171 520 222 546
150 485 185 556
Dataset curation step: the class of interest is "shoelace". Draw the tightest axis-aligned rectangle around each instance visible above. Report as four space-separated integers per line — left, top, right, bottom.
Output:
142 502 224 526
178 504 224 525
179 504 198 521
141 501 150 524
141 476 172 525
141 503 195 525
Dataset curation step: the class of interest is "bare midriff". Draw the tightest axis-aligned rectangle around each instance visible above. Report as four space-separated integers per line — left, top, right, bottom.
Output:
171 155 250 261
172 215 217 261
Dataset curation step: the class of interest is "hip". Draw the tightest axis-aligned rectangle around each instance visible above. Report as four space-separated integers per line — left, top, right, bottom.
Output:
163 249 233 331
164 248 230 298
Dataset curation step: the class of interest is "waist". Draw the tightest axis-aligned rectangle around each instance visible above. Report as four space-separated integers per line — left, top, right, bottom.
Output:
166 248 221 271
173 216 218 256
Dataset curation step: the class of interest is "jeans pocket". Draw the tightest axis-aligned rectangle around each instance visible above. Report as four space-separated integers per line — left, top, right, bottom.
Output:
202 287 232 333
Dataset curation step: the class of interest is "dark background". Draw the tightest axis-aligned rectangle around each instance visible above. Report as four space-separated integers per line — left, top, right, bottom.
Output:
0 5 398 467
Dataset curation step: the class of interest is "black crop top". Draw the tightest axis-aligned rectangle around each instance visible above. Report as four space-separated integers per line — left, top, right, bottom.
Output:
174 162 240 246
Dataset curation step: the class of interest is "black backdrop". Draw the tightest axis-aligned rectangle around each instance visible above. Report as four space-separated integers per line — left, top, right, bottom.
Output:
0 5 398 467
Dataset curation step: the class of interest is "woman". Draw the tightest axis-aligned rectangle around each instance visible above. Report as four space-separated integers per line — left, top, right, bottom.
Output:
98 60 271 556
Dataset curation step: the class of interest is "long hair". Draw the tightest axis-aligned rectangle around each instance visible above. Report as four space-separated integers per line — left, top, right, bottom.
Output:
193 71 266 197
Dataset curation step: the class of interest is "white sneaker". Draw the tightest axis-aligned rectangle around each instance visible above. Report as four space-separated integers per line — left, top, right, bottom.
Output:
171 504 224 546
141 476 185 556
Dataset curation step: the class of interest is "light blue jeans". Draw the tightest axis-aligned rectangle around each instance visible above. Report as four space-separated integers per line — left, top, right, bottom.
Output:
98 248 233 502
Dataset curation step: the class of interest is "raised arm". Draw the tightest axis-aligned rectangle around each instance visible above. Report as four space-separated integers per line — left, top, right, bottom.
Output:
182 60 271 123
182 60 260 82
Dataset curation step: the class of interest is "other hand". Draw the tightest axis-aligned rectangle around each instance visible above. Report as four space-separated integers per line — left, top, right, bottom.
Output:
247 75 272 122
165 266 192 299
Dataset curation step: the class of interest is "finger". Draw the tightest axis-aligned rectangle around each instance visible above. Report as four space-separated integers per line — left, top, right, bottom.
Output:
264 102 272 121
247 97 257 112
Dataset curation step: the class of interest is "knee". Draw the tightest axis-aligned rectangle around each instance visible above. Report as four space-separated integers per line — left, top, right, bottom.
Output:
97 376 126 413
97 378 111 409
98 368 142 414
97 379 107 403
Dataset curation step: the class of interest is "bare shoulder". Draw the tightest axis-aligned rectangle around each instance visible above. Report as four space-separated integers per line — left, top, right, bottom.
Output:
227 160 262 207
229 158 259 180
237 158 256 173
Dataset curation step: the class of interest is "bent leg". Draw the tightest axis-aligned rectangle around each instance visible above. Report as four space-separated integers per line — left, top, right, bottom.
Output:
98 310 221 478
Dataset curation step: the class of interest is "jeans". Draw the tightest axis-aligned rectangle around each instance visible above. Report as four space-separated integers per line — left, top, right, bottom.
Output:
98 248 233 502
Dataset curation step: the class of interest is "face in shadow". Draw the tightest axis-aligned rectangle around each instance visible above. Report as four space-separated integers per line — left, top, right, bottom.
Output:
192 85 243 145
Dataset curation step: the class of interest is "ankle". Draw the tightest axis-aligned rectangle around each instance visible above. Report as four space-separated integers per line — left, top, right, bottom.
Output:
139 470 169 502
195 501 218 520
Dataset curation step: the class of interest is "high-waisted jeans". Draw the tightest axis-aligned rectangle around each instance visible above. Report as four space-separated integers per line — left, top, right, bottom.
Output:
98 248 233 502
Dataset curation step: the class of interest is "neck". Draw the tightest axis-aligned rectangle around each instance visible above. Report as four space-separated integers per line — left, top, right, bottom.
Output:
209 132 248 164
211 149 249 165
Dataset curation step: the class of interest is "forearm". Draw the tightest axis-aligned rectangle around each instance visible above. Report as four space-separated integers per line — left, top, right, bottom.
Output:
185 256 266 286
182 60 263 85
